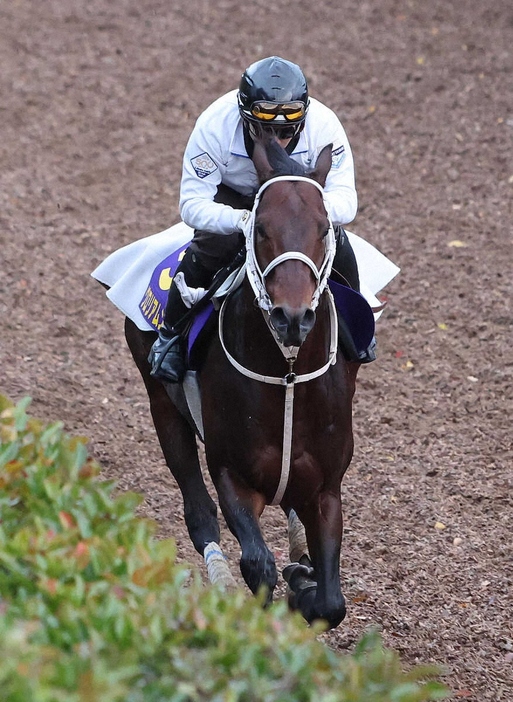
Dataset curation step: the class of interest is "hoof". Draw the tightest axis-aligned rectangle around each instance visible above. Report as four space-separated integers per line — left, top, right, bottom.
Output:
283 561 317 613
283 562 346 630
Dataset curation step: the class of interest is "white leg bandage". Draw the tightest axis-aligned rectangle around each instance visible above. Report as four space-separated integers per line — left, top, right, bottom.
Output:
203 542 237 589
288 509 309 563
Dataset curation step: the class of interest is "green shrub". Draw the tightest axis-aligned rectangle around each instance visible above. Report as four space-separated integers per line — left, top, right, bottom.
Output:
0 395 448 701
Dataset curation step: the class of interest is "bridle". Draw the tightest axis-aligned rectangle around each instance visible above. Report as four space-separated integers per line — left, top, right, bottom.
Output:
245 175 336 357
218 175 339 505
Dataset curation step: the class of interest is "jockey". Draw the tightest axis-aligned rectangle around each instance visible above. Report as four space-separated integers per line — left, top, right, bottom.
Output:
149 56 375 383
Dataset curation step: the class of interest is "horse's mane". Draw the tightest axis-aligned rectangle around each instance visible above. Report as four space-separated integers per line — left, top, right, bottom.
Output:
265 138 307 178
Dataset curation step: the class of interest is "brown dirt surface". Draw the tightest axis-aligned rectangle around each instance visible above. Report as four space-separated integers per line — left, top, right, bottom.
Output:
1 1 512 699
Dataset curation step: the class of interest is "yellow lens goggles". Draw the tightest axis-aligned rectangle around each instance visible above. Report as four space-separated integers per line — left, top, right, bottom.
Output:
250 101 306 122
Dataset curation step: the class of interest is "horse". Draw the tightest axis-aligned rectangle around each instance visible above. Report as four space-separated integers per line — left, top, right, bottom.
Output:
124 136 360 630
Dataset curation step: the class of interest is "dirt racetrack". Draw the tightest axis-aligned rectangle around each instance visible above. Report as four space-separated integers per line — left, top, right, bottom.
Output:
1 0 512 699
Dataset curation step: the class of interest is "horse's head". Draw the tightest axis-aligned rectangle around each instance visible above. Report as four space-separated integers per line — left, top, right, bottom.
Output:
248 136 334 349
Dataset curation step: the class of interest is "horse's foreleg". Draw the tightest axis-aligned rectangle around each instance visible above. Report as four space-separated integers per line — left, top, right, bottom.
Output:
214 469 278 602
293 490 346 629
148 385 221 553
124 319 220 555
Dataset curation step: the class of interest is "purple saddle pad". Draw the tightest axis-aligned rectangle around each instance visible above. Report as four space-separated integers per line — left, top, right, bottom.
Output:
187 303 214 356
138 244 189 330
328 279 375 353
137 243 215 357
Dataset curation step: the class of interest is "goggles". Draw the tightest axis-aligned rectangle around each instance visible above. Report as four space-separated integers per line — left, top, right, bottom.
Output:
250 100 307 123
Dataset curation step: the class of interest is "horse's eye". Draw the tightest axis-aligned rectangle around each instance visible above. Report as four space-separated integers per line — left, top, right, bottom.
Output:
255 223 266 240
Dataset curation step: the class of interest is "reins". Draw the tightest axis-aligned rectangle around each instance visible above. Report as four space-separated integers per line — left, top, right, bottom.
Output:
219 175 339 505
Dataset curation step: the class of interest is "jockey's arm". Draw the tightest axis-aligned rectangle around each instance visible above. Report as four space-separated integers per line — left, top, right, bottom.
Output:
308 101 358 227
179 160 245 235
323 147 358 227
179 109 247 236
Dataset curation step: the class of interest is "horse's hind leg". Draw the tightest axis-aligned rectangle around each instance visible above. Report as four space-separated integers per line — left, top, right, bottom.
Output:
282 508 318 613
124 318 220 555
286 508 309 563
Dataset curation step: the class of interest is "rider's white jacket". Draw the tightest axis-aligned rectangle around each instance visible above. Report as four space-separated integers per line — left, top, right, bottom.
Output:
179 90 357 236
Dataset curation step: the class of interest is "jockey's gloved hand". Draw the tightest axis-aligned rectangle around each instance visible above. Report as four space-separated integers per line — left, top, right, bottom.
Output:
174 272 206 309
237 209 252 238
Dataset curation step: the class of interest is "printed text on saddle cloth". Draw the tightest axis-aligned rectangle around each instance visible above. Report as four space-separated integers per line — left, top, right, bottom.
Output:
138 245 188 330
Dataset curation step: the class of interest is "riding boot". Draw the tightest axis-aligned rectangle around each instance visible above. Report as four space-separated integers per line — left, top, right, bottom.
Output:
331 226 360 291
332 227 376 364
148 248 214 383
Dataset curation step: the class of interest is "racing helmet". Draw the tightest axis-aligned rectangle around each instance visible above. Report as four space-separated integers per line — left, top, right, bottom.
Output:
238 56 309 139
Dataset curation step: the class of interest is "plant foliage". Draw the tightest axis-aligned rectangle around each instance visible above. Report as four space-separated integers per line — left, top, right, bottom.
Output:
0 395 448 701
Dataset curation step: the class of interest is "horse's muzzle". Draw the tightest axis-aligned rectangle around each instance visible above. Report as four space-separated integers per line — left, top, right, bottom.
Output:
269 305 316 348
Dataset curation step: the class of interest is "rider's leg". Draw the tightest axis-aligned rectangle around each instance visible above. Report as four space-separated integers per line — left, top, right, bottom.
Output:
331 226 360 291
149 185 253 383
149 232 245 383
149 248 213 383
331 226 376 364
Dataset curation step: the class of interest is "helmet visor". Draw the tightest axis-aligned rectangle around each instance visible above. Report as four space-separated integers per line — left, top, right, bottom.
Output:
250 100 306 123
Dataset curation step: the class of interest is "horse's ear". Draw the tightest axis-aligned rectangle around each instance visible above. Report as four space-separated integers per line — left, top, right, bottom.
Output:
309 144 333 187
252 135 274 184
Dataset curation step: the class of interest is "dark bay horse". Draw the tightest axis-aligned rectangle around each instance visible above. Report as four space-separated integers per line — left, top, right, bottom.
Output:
125 138 360 629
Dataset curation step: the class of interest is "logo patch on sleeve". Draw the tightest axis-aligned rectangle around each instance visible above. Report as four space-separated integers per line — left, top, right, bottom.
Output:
190 152 218 179
331 145 346 169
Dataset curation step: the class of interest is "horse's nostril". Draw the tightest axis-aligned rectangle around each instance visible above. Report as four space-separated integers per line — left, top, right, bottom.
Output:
270 306 316 347
269 307 289 337
300 308 316 336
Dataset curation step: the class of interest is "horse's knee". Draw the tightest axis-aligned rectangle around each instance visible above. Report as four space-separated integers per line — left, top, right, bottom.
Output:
240 547 277 600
